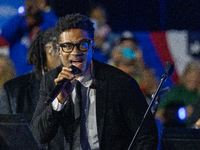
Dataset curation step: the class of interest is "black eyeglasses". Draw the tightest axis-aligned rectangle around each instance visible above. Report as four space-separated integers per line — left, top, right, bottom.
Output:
59 39 93 53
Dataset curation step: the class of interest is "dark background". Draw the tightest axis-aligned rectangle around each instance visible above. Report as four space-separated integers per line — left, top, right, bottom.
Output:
49 0 200 32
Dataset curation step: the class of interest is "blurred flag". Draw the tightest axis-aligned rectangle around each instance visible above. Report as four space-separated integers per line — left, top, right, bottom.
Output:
134 30 199 87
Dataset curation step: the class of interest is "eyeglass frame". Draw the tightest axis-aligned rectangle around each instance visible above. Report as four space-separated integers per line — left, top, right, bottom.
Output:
59 39 93 53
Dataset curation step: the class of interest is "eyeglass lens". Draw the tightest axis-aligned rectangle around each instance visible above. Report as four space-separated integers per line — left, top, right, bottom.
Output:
60 40 90 53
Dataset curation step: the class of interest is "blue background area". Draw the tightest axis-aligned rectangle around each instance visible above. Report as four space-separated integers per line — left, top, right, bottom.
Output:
0 0 24 28
1 0 200 31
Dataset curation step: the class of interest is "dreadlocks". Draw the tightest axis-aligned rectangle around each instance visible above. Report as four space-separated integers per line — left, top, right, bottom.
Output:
27 27 57 81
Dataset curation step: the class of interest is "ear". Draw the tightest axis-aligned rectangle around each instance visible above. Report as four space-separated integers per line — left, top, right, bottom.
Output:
47 46 53 54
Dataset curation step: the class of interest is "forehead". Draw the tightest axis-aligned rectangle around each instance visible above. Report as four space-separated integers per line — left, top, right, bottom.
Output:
59 29 90 43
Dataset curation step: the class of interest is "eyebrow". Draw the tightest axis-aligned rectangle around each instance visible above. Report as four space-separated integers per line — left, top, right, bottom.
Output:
60 39 91 45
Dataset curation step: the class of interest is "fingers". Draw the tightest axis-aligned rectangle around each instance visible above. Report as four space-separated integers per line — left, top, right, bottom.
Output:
55 67 77 103
54 66 76 85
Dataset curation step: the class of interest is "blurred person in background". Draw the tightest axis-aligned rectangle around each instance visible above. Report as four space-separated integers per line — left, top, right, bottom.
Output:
155 60 200 127
1 0 58 76
0 27 61 124
0 54 16 94
110 31 159 101
188 95 200 129
0 28 63 150
88 3 120 63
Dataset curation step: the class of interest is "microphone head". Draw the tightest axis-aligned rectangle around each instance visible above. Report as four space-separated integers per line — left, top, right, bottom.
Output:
168 63 175 76
165 61 171 72
165 61 175 76
70 65 81 75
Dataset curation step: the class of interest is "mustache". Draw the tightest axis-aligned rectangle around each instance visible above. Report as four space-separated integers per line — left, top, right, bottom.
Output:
69 54 85 61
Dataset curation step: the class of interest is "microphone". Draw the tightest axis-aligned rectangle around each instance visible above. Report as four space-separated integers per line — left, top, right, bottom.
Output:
168 63 175 76
165 61 175 76
45 65 80 105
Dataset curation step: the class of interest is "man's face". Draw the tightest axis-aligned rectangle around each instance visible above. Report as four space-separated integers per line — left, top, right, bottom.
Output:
184 69 200 91
58 29 94 75
45 42 62 71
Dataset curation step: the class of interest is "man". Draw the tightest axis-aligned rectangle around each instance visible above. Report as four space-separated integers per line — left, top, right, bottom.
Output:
0 28 63 150
31 13 158 150
0 27 62 123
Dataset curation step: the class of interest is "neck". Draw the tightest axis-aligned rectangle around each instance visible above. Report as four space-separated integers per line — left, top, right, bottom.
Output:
76 60 93 79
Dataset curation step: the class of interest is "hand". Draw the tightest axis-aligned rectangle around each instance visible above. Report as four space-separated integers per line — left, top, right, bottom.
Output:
195 118 200 129
54 66 76 104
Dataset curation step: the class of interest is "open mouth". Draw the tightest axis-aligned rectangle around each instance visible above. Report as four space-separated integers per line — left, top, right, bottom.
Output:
70 59 84 68
69 55 85 68
71 59 84 63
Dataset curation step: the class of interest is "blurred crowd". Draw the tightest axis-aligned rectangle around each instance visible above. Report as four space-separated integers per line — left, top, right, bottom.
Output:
1 1 200 149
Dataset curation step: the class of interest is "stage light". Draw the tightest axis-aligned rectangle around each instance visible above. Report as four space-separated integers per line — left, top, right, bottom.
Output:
18 6 25 14
178 107 187 120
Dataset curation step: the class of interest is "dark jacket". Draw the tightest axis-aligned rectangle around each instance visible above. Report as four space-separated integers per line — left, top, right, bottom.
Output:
0 72 40 122
31 60 158 150
0 72 65 150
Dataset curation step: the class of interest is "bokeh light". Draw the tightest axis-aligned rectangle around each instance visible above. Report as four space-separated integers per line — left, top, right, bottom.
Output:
178 107 187 120
18 6 25 14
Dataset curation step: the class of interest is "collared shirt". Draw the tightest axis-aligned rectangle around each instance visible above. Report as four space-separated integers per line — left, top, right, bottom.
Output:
52 62 99 150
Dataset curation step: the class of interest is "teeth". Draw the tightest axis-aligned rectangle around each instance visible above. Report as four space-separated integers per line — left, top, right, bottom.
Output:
73 60 83 62
72 61 82 63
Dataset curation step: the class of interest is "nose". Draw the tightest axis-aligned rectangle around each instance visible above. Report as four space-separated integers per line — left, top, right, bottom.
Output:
71 45 81 55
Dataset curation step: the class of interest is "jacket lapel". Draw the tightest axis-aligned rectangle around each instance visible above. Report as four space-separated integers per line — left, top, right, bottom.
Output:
93 60 107 145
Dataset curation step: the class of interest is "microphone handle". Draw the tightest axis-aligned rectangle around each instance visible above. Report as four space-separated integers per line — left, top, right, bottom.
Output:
44 65 79 105
45 78 69 105
50 78 68 99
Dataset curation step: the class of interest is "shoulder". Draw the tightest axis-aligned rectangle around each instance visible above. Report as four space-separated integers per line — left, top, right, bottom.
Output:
41 65 63 88
4 72 33 87
94 59 132 77
2 72 37 95
44 65 62 79
93 59 137 85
